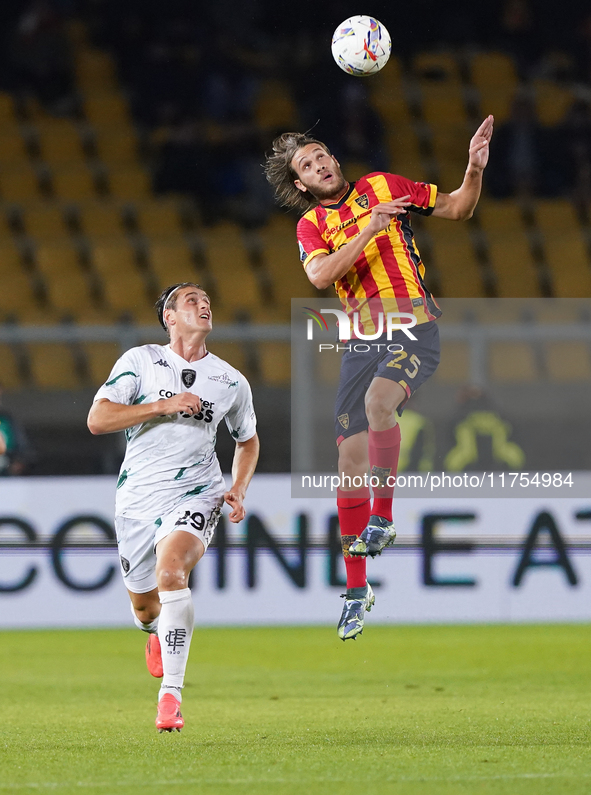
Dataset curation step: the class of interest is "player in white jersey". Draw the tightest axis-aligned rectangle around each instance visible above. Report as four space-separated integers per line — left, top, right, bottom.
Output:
87 282 259 732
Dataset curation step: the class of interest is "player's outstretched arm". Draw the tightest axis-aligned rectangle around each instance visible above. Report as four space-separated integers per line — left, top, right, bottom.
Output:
224 433 260 523
87 393 202 434
432 115 494 221
305 196 411 289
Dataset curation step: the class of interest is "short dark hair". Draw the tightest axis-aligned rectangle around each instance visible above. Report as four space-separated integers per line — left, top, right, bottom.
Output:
155 283 202 330
264 132 331 213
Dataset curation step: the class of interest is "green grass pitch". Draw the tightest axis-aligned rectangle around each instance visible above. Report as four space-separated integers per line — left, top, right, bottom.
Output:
0 624 590 795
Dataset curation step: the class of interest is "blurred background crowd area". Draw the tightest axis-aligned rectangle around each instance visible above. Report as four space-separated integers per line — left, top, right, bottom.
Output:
0 0 590 474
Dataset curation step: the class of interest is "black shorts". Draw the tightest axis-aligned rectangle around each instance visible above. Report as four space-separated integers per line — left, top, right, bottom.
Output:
334 320 440 444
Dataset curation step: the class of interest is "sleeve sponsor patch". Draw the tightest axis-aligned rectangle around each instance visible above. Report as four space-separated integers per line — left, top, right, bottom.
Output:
298 240 308 263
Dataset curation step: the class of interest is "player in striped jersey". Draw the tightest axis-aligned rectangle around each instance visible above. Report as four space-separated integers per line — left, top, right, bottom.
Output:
265 116 493 640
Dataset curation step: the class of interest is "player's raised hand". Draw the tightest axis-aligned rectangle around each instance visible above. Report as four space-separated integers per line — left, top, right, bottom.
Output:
224 490 246 523
468 115 494 170
368 196 411 234
157 391 201 417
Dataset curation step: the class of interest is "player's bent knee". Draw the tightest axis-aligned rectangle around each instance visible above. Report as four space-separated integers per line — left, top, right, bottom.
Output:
156 566 188 591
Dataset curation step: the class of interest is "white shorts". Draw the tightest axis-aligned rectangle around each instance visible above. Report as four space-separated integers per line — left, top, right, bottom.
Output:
115 491 225 594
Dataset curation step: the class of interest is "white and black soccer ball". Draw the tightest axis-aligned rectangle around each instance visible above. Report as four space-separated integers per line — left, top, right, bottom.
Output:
331 15 391 77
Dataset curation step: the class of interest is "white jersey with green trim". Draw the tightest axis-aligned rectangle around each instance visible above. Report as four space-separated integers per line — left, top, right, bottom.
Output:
93 344 256 520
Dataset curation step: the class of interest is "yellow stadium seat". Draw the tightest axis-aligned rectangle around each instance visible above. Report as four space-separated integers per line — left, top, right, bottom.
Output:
534 199 580 232
22 203 69 239
420 84 468 126
471 51 518 88
414 52 461 82
83 341 122 385
146 238 201 291
90 239 151 318
51 164 97 200
433 340 470 382
533 199 591 296
202 223 263 321
259 215 317 312
27 343 81 389
258 342 290 385
78 201 126 236
135 200 184 236
94 128 139 165
486 232 541 296
33 241 94 316
386 125 424 179
533 299 590 324
255 80 298 130
545 341 591 381
35 241 80 274
369 56 411 125
0 207 13 239
0 247 38 320
84 93 132 125
0 128 30 166
108 166 151 200
0 165 42 202
75 49 118 92
489 341 538 381
36 120 86 164
0 343 23 388
430 123 473 190
478 203 540 295
533 80 574 126
206 341 248 374
0 93 17 124
428 217 484 297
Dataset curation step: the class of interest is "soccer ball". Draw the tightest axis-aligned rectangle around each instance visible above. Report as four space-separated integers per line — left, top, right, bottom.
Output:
331 15 391 77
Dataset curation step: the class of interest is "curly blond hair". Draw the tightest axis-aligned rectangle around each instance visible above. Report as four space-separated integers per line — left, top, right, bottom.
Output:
264 132 331 213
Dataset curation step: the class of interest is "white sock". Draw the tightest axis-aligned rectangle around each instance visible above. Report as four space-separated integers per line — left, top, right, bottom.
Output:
130 601 159 634
157 588 194 698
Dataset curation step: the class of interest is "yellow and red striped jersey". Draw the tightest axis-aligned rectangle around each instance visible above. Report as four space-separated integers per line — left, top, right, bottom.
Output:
296 172 441 333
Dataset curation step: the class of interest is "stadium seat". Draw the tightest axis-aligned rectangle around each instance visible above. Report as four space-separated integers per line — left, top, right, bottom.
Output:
369 56 411 125
0 128 30 167
413 52 461 82
75 49 118 93
470 52 518 123
108 166 151 200
544 341 591 381
22 203 70 239
51 164 98 201
146 238 202 291
433 340 470 382
201 223 264 321
386 125 424 180
94 127 139 165
135 200 184 236
83 341 122 385
0 165 42 202
0 245 39 321
255 80 298 130
420 84 468 126
533 200 591 297
83 93 132 126
0 343 24 388
78 201 127 236
36 120 86 164
477 201 541 296
258 342 290 385
0 207 13 238
206 341 248 374
27 343 82 389
34 241 95 316
90 239 152 319
427 217 484 297
0 93 18 125
489 341 538 381
532 80 574 126
258 215 317 313
430 123 475 190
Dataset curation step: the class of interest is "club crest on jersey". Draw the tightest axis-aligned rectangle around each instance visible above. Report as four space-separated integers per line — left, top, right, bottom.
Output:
338 413 349 430
181 369 196 388
355 193 369 210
